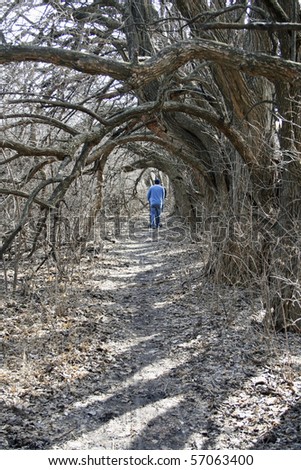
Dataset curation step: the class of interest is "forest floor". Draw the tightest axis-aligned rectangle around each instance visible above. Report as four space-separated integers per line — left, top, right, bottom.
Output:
1 226 301 450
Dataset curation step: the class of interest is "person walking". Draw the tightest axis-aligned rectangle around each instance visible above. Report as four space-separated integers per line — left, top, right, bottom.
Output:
147 178 166 229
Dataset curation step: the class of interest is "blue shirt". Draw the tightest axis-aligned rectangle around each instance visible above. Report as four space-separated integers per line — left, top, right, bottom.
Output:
147 184 165 207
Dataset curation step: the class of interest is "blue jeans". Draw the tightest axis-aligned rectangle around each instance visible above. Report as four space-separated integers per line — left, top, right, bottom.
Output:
150 204 162 228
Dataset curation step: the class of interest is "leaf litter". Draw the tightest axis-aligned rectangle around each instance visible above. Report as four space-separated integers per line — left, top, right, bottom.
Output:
1 231 301 450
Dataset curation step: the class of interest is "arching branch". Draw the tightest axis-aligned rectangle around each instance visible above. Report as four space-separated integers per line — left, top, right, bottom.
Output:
0 45 132 79
0 187 54 209
87 133 216 189
161 101 258 168
7 98 109 125
1 113 79 135
0 139 68 160
103 100 258 169
1 39 301 87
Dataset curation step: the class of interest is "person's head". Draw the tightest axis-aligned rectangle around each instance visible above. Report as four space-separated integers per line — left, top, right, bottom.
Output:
154 178 160 185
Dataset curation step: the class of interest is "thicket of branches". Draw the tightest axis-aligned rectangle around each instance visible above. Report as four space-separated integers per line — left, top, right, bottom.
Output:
1 0 301 332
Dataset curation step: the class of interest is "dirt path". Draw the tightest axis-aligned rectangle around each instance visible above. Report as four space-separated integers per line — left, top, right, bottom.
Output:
1 232 301 450
56 235 208 450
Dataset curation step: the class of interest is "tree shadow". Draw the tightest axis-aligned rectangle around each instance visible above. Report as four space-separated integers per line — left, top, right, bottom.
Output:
250 399 301 450
2 238 299 450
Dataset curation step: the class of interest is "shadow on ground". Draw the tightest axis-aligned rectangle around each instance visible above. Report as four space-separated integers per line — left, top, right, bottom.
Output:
2 231 301 450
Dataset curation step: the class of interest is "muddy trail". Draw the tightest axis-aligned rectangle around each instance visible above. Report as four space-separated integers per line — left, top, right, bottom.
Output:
1 230 301 450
